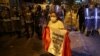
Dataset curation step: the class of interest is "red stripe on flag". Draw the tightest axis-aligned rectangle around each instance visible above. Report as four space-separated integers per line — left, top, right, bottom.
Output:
42 26 51 51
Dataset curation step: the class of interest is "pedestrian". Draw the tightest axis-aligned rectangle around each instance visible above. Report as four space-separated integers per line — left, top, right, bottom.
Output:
91 4 100 36
45 5 50 24
11 7 22 38
56 6 64 22
85 4 95 36
2 7 12 34
24 6 33 38
42 12 71 56
77 5 85 33
34 5 42 40
65 8 78 31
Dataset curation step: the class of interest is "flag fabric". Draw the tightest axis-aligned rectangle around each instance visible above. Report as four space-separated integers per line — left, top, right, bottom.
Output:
42 26 72 56
42 26 51 51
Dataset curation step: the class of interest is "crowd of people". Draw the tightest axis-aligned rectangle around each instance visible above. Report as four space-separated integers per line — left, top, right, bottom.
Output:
77 3 100 36
0 2 100 56
0 2 100 39
0 3 66 39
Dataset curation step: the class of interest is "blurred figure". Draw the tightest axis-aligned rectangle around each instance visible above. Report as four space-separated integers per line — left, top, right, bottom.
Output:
41 2 47 10
34 5 42 40
11 7 22 38
23 6 33 38
57 6 64 22
77 5 85 33
45 5 50 24
95 4 100 35
85 4 95 36
31 4 36 37
61 6 66 19
39 10 47 38
65 9 78 31
1 7 12 34
55 5 60 13
1 7 10 19
91 4 100 35
49 3 55 12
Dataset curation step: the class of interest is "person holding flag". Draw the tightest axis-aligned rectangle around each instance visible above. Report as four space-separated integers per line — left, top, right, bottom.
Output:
42 12 72 56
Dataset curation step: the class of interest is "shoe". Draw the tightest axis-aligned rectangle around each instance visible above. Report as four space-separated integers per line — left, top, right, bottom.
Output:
86 31 91 37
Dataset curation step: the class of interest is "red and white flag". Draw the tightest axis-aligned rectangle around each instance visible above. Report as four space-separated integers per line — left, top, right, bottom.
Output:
42 26 72 56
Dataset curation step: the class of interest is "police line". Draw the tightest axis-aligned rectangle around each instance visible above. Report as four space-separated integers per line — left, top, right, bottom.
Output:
85 7 100 29
85 8 100 19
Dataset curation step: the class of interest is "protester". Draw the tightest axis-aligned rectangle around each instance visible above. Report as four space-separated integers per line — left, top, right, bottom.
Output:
42 12 71 56
24 6 33 38
77 5 85 33
34 5 42 40
11 7 22 38
64 8 78 31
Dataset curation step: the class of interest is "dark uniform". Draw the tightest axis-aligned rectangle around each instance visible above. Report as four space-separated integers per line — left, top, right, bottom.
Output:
34 5 42 40
77 6 85 33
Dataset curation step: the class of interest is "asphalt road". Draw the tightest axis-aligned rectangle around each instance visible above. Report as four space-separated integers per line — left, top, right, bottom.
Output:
0 31 100 56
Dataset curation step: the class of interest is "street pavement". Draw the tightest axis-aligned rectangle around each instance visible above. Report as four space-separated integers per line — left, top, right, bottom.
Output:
0 31 100 56
69 31 100 56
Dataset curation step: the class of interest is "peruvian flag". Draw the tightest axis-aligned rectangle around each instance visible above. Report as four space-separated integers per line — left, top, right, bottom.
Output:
42 26 72 56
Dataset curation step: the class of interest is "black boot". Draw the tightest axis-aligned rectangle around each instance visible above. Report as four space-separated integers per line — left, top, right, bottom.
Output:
91 30 99 36
91 30 95 36
86 31 91 36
